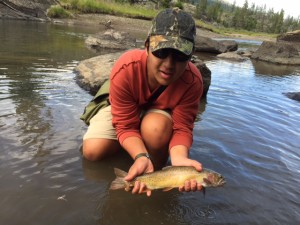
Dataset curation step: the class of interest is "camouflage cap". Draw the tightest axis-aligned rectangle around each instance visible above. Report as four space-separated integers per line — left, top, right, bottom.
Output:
148 8 196 56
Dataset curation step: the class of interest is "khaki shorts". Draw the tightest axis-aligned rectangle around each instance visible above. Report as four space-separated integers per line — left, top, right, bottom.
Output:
83 105 172 140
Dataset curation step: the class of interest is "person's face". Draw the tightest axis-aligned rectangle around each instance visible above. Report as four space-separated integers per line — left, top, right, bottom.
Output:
146 47 191 90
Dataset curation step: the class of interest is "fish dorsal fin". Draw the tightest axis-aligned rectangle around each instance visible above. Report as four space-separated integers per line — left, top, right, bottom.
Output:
114 168 128 178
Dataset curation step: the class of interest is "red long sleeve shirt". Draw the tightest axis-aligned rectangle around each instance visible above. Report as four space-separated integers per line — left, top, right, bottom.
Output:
109 49 203 150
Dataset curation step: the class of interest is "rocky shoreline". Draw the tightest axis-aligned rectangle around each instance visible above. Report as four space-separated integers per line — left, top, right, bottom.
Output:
53 14 275 42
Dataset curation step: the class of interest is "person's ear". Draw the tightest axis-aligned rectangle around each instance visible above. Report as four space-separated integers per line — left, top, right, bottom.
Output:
144 37 150 54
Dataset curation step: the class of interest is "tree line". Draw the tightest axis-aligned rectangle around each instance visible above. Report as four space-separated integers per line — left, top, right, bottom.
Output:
194 0 300 33
115 0 299 33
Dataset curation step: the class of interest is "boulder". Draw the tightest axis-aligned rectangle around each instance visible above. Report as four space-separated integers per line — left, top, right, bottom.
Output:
85 29 136 52
191 56 211 97
251 41 300 65
217 52 248 61
75 52 211 98
75 52 122 94
283 92 300 102
195 36 238 53
277 30 300 43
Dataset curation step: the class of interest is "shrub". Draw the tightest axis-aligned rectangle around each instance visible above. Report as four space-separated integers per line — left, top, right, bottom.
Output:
47 5 73 18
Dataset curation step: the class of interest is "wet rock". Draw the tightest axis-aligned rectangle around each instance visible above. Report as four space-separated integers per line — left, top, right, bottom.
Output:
195 36 238 53
191 56 211 97
75 52 122 94
217 52 248 61
218 40 238 52
75 52 211 98
251 41 300 65
237 49 255 58
85 29 136 52
283 92 300 102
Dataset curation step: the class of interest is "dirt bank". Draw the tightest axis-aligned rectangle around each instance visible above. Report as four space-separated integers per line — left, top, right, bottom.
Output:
53 14 275 42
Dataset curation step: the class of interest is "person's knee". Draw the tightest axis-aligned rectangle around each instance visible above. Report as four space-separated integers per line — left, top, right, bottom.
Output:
141 112 173 148
82 140 103 161
82 139 120 161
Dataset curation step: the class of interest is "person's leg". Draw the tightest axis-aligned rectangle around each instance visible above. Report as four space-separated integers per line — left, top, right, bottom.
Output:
82 106 121 161
83 138 121 161
140 110 173 169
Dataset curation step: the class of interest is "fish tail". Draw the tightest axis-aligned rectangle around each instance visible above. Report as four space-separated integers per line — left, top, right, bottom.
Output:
109 168 128 190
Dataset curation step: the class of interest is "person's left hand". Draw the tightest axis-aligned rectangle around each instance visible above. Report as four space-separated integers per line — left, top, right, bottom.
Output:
171 156 203 192
124 156 154 196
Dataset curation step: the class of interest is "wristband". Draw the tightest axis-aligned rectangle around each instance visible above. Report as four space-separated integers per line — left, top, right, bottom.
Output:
134 153 151 161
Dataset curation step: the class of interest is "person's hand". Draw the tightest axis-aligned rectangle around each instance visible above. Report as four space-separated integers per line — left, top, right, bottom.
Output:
171 156 203 192
124 156 154 196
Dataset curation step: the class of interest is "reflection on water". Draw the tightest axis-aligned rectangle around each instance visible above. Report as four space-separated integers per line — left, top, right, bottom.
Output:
0 20 300 225
252 59 299 76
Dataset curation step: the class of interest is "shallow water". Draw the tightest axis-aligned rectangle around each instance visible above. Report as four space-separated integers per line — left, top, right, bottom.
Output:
0 19 299 225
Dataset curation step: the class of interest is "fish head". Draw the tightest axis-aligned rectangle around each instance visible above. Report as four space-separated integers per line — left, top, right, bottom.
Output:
203 171 226 187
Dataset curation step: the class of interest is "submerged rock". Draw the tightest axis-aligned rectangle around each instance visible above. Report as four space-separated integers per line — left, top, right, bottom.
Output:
283 92 300 102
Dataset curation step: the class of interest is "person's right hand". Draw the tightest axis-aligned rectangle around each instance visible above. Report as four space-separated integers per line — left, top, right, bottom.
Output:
124 156 154 197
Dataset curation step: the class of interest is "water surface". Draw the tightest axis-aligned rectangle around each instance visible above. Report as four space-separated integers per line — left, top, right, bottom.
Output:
0 19 299 225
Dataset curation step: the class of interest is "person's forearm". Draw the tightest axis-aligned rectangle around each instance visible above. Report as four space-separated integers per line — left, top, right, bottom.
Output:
122 136 148 160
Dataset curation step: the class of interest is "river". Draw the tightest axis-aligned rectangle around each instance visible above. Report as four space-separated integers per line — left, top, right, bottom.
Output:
0 19 299 225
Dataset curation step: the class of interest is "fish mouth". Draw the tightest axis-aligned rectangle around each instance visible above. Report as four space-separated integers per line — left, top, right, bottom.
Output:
218 178 226 186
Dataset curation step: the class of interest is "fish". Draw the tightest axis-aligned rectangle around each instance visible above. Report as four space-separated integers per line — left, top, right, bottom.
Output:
109 166 225 192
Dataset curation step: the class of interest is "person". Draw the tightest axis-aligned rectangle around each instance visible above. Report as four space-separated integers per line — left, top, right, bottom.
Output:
82 7 204 196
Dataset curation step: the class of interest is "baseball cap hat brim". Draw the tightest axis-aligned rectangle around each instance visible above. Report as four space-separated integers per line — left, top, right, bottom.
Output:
149 35 194 56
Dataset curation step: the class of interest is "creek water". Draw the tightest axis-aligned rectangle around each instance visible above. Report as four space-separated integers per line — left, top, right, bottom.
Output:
0 19 299 225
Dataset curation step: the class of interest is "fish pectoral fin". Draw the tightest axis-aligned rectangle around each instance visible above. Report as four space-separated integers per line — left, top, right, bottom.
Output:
162 187 174 192
203 178 212 185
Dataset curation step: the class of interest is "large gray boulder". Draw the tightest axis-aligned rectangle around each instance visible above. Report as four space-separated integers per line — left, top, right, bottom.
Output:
195 36 238 53
85 29 136 52
75 52 122 94
75 52 211 98
251 30 300 65
251 41 300 65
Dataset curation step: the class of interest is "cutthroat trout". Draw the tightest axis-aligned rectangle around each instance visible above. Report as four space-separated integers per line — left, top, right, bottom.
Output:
109 166 225 192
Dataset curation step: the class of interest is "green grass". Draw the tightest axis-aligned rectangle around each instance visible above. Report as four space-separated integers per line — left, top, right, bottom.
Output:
47 5 73 18
58 0 157 19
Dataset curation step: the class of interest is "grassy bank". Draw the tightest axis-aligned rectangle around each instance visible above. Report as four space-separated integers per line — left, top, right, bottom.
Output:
47 0 276 39
48 0 157 19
